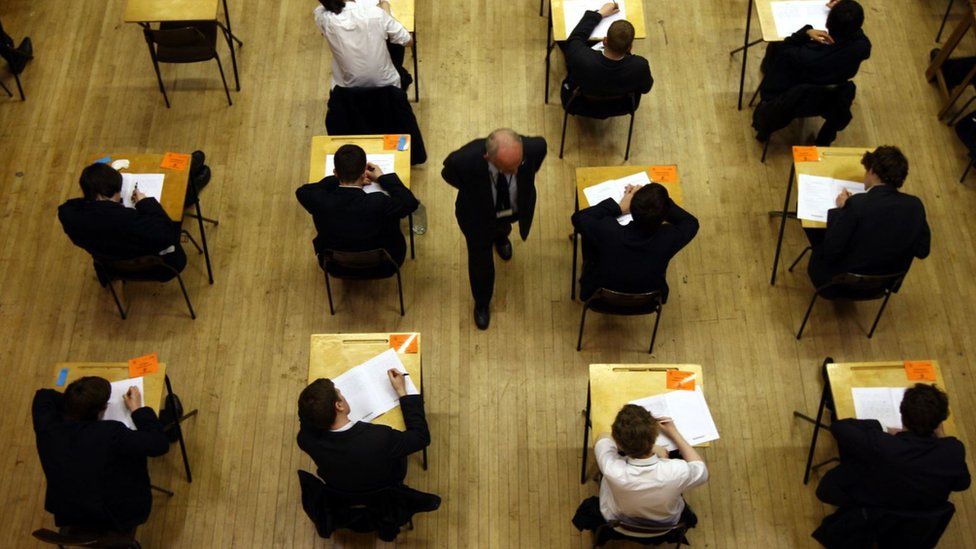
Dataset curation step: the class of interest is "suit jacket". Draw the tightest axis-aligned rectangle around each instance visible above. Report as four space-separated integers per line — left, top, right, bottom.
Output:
297 395 430 493
808 185 930 287
32 389 170 530
561 10 653 104
441 136 548 244
57 197 179 260
572 198 699 302
761 24 871 98
816 419 970 511
295 174 419 264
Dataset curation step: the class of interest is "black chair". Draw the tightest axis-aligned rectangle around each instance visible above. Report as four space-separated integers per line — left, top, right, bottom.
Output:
181 162 217 285
560 88 639 160
143 22 232 108
789 247 905 340
0 62 24 101
813 503 956 549
753 82 856 163
93 255 196 320
592 519 691 548
577 289 664 353
320 249 405 316
32 527 141 548
937 0 956 43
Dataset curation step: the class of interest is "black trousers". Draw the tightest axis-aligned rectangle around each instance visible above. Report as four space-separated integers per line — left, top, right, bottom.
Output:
386 42 412 93
464 221 513 308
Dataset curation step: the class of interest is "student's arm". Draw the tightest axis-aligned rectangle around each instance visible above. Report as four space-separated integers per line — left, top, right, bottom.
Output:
594 435 629 477
657 417 703 463
116 407 171 458
131 198 179 250
441 151 465 190
566 10 603 53
572 198 622 242
783 24 814 46
913 204 931 260
821 200 860 264
385 369 430 457
636 59 654 94
32 389 63 433
381 6 413 47
296 178 333 214
375 173 420 219
662 199 700 252
951 447 971 492
830 418 882 463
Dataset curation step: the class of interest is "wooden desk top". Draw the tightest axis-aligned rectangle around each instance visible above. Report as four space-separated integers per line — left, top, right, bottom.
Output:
827 361 958 437
551 0 647 41
124 0 219 23
794 146 871 229
389 0 415 33
308 333 422 431
89 153 191 222
589 363 706 446
308 135 412 187
575 165 683 209
756 0 827 42
52 362 168 414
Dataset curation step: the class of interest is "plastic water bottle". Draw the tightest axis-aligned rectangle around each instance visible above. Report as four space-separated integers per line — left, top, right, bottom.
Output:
412 202 427 235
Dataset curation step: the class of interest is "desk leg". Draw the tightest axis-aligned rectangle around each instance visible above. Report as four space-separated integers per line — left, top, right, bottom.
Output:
801 380 829 485
769 164 795 286
736 0 754 110
220 0 241 91
545 4 553 104
580 382 591 485
412 32 419 103
421 360 428 470
571 194 578 300
165 375 195 483
408 213 415 259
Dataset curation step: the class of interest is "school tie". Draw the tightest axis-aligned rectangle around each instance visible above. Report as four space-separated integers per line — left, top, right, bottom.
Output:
495 172 511 213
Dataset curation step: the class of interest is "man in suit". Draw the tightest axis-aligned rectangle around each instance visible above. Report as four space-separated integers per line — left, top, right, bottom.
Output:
560 3 653 110
58 162 186 282
33 377 170 532
297 369 430 493
806 146 930 289
760 0 871 100
572 183 698 302
442 129 548 329
817 383 970 510
296 144 419 271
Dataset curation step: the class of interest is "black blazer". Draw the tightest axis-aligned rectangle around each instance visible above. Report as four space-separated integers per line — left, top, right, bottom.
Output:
572 198 699 302
761 25 871 97
297 395 430 493
296 174 419 264
57 197 179 260
809 185 930 287
32 389 170 531
441 136 548 244
561 11 653 98
817 419 970 510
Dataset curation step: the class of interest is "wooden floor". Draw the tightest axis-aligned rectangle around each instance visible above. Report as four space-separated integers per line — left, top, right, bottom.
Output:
2 0 975 546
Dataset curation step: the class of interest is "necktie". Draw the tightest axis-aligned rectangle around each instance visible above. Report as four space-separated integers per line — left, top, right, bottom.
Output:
495 172 511 213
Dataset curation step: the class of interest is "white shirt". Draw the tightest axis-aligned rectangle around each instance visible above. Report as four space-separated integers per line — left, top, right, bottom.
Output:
487 162 518 218
330 420 357 432
595 438 709 525
313 2 411 89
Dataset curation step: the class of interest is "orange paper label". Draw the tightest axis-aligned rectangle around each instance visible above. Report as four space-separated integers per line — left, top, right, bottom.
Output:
649 165 677 183
383 135 400 150
389 334 419 353
128 353 159 377
666 370 696 390
160 152 191 171
904 361 936 381
792 146 820 163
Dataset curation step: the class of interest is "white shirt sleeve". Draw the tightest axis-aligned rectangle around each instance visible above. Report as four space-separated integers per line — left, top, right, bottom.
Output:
383 11 412 45
677 460 709 492
595 438 629 478
313 5 329 37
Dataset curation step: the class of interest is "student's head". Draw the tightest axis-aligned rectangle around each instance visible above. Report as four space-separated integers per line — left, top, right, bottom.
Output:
861 146 909 188
298 378 349 429
630 183 670 233
604 20 636 55
826 0 865 41
79 163 123 201
332 144 367 184
485 128 523 176
319 0 346 15
900 383 949 437
611 404 658 458
63 376 111 421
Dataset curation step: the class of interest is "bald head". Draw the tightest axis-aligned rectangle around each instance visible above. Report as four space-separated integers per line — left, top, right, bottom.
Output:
485 128 523 175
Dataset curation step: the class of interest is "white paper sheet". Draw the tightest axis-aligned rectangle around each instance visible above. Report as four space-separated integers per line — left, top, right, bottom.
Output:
332 349 419 424
102 377 145 430
582 171 651 225
771 0 830 37
851 387 907 431
629 387 720 451
324 153 396 179
796 174 865 222
120 173 165 209
563 0 627 39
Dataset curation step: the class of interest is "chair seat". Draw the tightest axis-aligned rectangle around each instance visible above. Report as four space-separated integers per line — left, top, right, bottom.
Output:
156 22 218 63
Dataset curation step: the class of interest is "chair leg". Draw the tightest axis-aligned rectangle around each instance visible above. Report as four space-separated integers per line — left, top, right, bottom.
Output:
12 71 24 101
961 158 975 182
324 271 335 315
174 274 196 319
186 213 219 226
948 94 976 126
194 200 215 284
867 290 893 338
624 112 635 161
395 269 405 316
181 230 204 254
559 109 570 159
761 138 771 163
796 292 818 339
0 78 11 97
937 0 956 43
576 305 589 351
748 76 764 108
788 246 812 272
107 281 128 320
648 307 662 354
214 54 232 106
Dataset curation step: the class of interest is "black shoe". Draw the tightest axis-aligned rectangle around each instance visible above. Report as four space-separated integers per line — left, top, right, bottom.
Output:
7 37 32 74
495 238 513 261
474 305 490 330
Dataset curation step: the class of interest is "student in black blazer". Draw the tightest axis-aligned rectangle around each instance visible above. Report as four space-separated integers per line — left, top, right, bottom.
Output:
807 146 930 289
32 377 170 532
442 129 548 329
296 144 419 269
57 163 186 282
816 383 970 510
297 370 430 493
572 183 699 302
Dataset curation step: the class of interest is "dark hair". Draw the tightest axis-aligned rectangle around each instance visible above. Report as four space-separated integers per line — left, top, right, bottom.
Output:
298 378 339 428
826 0 864 41
332 144 367 183
606 20 635 54
63 377 111 421
630 183 669 232
79 163 123 201
861 146 909 188
611 404 658 458
900 383 949 437
319 0 346 15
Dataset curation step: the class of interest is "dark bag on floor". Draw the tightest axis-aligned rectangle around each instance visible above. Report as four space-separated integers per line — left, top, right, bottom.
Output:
955 111 976 156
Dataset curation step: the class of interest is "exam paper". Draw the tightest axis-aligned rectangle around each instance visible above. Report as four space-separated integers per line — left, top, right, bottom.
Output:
332 349 419 424
325 153 396 180
563 0 627 39
771 0 830 37
629 387 720 451
120 173 165 209
103 377 145 430
796 174 865 222
851 387 907 431
582 171 651 225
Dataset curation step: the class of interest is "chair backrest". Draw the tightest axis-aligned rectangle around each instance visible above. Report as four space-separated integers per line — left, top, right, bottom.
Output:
32 528 140 548
823 271 906 299
566 87 639 117
320 248 397 279
585 288 663 316
95 254 168 275
609 519 685 538
145 26 209 50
